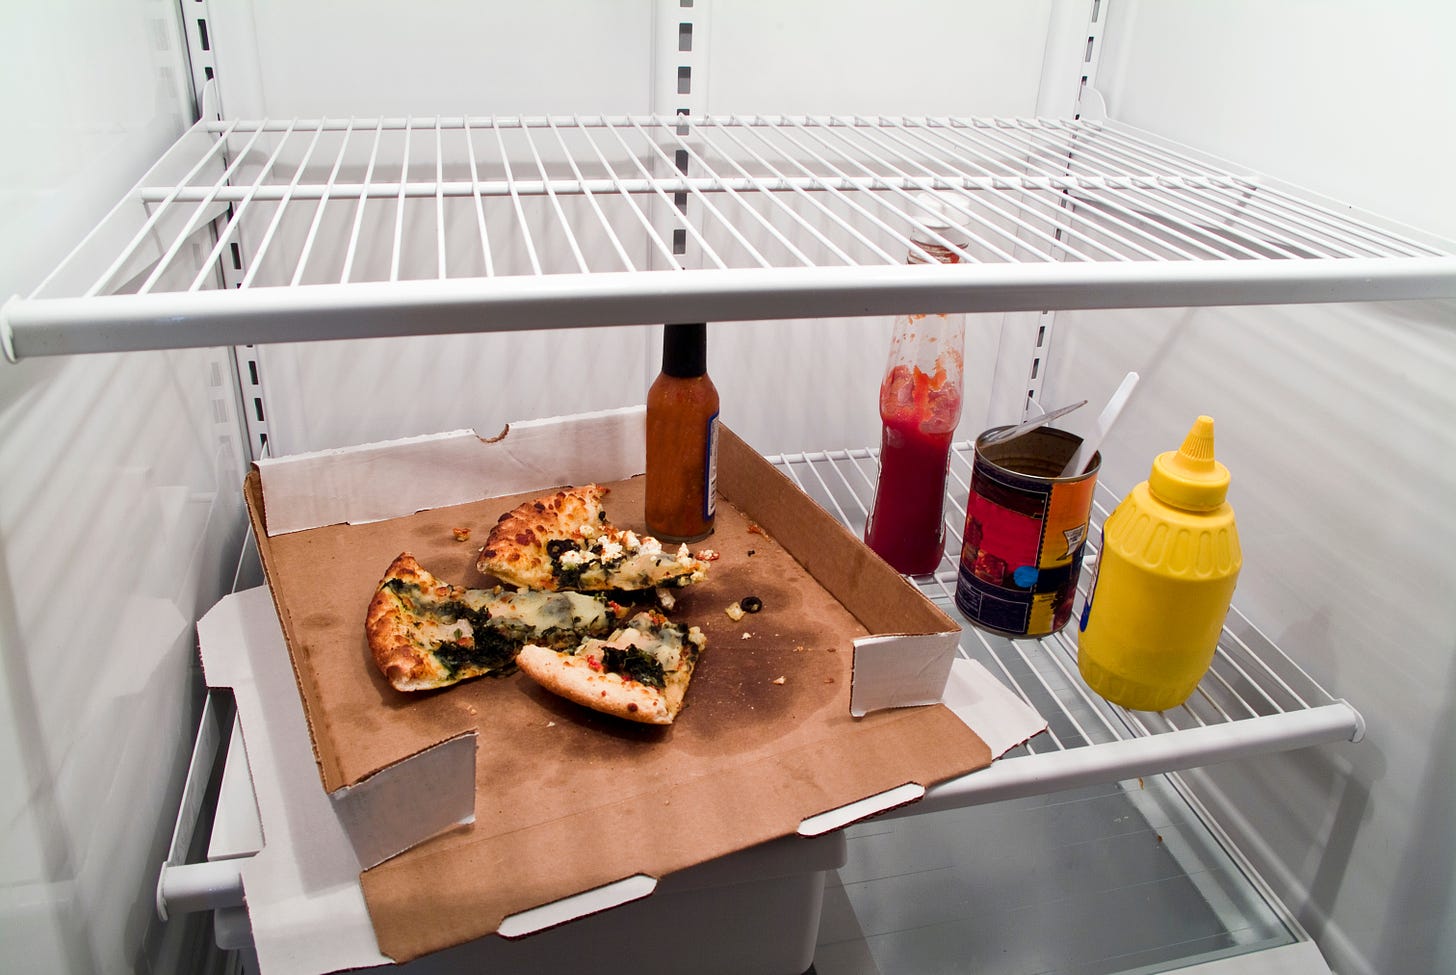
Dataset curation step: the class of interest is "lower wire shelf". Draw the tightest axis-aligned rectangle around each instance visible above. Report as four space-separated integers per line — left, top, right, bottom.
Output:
770 441 1363 816
159 440 1362 970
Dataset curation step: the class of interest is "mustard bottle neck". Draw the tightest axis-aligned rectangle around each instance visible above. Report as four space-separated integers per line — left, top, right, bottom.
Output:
1147 415 1231 511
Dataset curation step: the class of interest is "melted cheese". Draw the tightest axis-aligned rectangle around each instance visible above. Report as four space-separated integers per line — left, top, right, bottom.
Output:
489 590 609 633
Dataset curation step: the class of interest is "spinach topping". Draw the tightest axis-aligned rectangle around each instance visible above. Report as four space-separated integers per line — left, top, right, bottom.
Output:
554 560 585 590
432 627 519 678
603 644 666 688
436 599 489 631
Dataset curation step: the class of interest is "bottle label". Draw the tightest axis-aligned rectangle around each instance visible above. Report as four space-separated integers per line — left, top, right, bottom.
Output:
703 410 720 521
1079 528 1104 633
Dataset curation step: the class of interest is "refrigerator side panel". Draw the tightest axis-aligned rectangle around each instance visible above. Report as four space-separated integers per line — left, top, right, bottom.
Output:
0 2 250 972
1064 4 1456 974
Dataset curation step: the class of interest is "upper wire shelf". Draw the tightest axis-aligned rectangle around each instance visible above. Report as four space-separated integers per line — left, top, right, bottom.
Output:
5 108 1454 360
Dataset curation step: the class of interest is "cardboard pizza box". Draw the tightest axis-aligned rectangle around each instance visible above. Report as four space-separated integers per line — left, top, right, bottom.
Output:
241 406 999 964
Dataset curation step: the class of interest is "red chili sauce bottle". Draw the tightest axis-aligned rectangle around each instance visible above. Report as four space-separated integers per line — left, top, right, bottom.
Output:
646 322 720 543
864 200 968 575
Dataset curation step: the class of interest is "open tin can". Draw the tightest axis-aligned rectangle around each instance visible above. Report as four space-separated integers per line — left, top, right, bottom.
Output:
954 426 1100 638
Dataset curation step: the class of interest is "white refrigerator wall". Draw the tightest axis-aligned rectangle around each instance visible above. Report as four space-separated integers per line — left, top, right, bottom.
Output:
0 2 250 972
207 0 1062 457
1042 4 1456 975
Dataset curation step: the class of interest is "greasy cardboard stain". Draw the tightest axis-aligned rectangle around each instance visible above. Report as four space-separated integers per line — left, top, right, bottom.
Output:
247 432 992 963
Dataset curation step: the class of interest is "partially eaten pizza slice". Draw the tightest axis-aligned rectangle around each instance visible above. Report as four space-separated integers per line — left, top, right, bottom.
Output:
366 553 617 691
476 484 708 592
516 609 706 725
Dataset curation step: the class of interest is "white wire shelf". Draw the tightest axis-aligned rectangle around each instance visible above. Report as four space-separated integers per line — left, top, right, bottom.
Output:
5 103 1454 359
771 443 1364 812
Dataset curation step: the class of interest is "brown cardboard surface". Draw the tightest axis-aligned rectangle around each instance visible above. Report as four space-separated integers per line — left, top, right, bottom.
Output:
247 425 992 964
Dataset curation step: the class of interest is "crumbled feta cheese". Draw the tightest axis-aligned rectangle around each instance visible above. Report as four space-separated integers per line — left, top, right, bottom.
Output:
622 530 640 550
559 549 593 567
597 539 624 560
725 602 745 621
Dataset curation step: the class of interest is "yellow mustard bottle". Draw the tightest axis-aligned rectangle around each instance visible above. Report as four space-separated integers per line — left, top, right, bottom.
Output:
1077 416 1241 711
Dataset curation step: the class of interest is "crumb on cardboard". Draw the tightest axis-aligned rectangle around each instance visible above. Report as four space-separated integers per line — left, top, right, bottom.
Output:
656 587 676 611
793 644 805 653
826 646 838 652
741 632 752 640
747 523 765 535
696 548 720 561
824 677 835 684
747 549 756 557
725 601 745 621
452 527 472 542
771 676 786 685
466 704 478 715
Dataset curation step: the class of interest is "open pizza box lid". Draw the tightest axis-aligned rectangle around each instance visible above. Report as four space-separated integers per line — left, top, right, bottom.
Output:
225 406 1046 966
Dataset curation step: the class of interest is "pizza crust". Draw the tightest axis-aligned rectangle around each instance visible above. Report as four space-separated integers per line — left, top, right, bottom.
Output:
517 645 673 724
366 553 471 691
476 484 709 592
477 485 606 589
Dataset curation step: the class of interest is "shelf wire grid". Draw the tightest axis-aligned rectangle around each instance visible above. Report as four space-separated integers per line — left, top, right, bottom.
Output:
8 112 1453 360
770 442 1358 771
28 114 1456 290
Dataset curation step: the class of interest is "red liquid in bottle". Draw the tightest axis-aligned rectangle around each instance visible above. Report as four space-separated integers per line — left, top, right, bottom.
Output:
865 360 962 575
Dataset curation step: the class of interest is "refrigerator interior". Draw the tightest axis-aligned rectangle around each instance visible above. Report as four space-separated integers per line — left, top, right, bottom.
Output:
2 1 1453 973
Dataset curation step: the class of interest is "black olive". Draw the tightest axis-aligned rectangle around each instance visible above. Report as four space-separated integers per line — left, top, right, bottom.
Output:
741 595 763 613
546 538 576 560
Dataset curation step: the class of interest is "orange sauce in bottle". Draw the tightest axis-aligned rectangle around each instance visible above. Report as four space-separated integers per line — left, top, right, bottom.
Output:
646 323 720 543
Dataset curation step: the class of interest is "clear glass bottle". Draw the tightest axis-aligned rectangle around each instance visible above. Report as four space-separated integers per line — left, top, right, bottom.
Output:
646 322 720 543
864 199 968 575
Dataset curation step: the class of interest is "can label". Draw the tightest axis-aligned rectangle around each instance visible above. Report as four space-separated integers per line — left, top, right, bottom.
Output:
955 428 1098 638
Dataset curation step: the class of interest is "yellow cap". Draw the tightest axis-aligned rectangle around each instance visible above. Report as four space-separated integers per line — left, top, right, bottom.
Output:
1147 415 1230 510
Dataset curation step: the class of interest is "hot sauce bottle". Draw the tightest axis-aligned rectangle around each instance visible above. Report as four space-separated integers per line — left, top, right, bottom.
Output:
646 322 720 543
864 201 968 575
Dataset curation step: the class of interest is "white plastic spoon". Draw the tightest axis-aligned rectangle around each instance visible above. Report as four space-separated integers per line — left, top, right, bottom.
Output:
1060 372 1140 477
980 399 1087 446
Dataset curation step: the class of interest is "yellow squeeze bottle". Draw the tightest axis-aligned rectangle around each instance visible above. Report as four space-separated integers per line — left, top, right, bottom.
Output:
1077 416 1241 711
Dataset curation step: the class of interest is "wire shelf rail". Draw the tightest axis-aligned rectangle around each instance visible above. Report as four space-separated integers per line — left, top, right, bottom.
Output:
5 108 1454 360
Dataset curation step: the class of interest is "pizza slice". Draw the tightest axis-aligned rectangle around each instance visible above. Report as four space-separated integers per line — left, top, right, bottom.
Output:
476 484 709 592
366 553 616 692
516 609 706 725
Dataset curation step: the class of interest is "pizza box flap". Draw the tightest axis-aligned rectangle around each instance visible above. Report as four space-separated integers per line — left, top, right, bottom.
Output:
244 410 1000 964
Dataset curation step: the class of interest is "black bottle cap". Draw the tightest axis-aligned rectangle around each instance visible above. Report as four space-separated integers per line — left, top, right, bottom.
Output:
661 323 707 378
